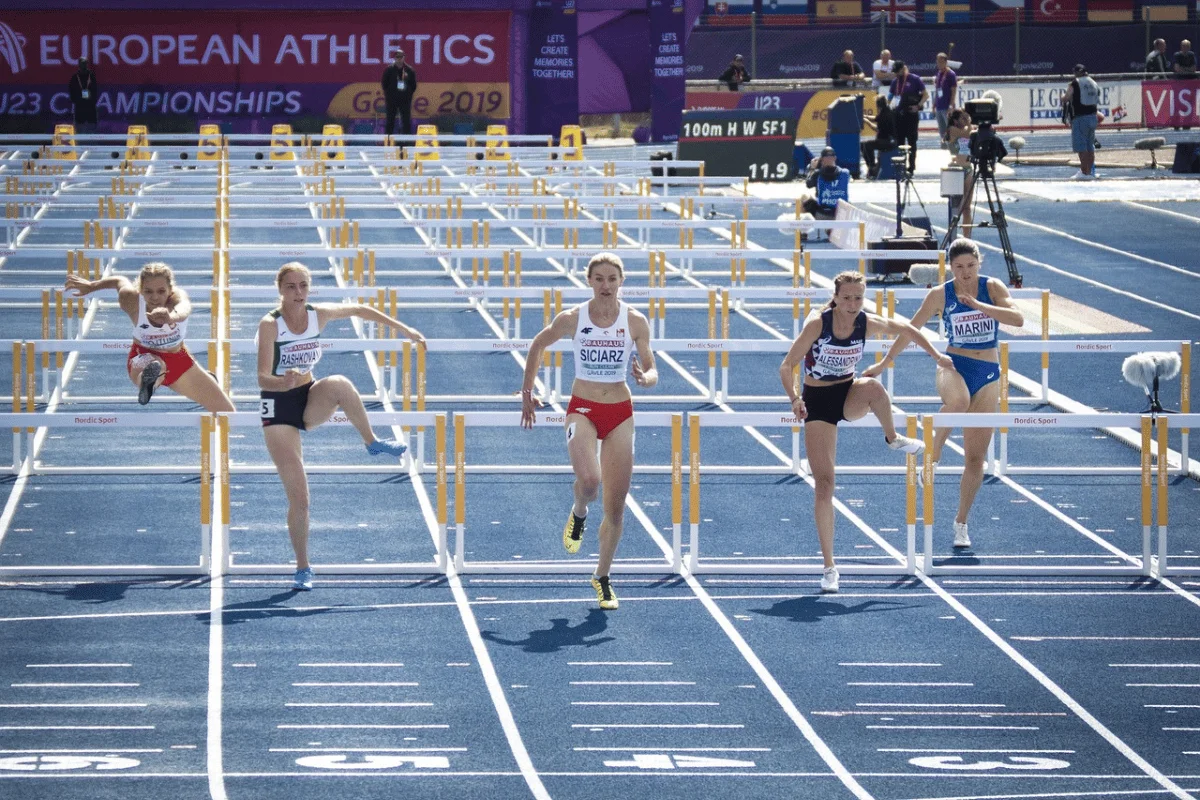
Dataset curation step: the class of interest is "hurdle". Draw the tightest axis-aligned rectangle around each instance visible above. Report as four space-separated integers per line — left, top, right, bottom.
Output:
917 412 1165 576
451 410 684 574
0 411 214 576
683 411 919 575
1155 413 1200 577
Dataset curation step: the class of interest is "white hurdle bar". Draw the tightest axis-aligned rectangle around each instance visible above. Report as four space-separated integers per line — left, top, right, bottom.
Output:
919 412 1162 576
0 411 214 575
684 410 918 575
219 410 448 575
451 410 684 574
1155 413 1200 577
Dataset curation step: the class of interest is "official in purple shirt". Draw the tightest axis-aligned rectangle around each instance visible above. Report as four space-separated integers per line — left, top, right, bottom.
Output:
889 60 929 173
934 53 958 145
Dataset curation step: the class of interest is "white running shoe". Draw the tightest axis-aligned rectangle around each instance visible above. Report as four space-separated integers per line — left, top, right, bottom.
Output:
820 566 840 594
887 434 925 455
1070 170 1086 180
953 522 971 549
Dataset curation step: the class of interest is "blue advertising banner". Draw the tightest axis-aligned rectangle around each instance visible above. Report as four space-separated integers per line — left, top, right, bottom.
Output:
650 0 688 142
526 0 579 136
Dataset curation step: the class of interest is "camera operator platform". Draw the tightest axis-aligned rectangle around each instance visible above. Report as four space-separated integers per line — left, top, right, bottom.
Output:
941 97 1023 288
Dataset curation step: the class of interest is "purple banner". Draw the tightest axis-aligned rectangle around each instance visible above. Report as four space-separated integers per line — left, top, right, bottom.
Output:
526 0 579 136
650 0 687 142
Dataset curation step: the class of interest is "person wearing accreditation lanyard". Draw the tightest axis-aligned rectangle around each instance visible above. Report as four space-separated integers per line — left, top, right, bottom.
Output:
779 271 954 593
877 239 1023 550
521 253 658 610
257 262 425 592
65 262 234 413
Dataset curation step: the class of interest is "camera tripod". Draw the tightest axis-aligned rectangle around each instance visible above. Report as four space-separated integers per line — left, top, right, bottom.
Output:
941 153 1023 287
890 147 930 239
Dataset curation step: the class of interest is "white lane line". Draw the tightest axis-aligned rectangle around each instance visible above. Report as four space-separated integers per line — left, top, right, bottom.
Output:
268 747 468 753
283 702 434 708
567 661 673 666
892 786 1176 800
1122 199 1200 225
0 703 146 708
839 662 943 667
570 723 744 729
1164 727 1200 731
0 725 155 730
816 711 1066 717
570 681 696 686
574 747 772 752
25 663 131 668
277 724 449 730
1112 664 1200 668
846 682 973 687
877 748 1076 753
0 749 164 754
570 701 719 706
290 682 419 687
298 662 405 667
1014 637 1200 642
859 703 1007 708
866 725 1040 731
1004 212 1200 280
207 476 228 800
1127 684 1200 688
12 683 139 688
1147 705 1200 709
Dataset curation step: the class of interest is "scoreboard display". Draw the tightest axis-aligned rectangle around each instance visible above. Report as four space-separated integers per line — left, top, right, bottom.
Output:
677 109 797 182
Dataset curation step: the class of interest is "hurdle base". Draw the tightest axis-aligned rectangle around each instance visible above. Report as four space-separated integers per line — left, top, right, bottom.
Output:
0 565 207 576
687 562 912 575
454 561 676 574
224 561 443 575
921 564 1147 576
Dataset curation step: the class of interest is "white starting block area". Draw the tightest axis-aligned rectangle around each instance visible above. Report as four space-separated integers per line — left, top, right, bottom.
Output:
0 125 1194 579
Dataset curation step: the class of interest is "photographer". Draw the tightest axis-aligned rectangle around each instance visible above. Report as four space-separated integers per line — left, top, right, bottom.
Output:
719 54 750 91
860 95 897 180
888 61 928 173
802 147 851 220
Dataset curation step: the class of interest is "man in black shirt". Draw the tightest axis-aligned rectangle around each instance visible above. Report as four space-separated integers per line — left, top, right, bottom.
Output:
830 50 865 88
67 58 98 130
1146 39 1169 76
860 96 897 179
1174 40 1197 76
381 50 418 137
718 55 750 92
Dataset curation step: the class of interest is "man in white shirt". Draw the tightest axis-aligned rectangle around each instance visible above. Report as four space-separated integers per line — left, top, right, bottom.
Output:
872 50 897 95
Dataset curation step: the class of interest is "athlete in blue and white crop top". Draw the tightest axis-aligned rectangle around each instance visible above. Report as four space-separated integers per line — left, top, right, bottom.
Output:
942 277 998 350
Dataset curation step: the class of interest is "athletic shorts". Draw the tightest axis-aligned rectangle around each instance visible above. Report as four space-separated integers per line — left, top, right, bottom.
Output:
260 383 312 430
127 342 195 388
801 379 854 425
949 353 1000 397
566 396 634 441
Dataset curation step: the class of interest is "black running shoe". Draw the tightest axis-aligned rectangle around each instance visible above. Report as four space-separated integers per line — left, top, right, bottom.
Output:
138 360 163 405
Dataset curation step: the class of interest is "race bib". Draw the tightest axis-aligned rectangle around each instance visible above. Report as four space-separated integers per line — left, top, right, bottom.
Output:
813 342 863 376
276 339 321 374
260 398 276 419
949 309 996 345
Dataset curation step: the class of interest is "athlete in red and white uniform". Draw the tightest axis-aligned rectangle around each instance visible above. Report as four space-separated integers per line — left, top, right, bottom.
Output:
521 252 658 610
65 262 234 412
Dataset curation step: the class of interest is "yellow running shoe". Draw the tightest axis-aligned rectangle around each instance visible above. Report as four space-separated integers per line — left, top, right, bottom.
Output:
563 510 585 554
591 575 619 610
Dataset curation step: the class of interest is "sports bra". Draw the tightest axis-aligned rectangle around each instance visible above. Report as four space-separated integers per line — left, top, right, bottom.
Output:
266 305 322 375
942 277 998 350
573 301 634 383
131 295 188 350
804 308 867 380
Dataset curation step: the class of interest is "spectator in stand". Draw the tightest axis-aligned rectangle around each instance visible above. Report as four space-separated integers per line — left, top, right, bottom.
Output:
889 60 928 174
831 50 866 88
67 57 98 132
719 54 750 91
1063 64 1100 179
872 50 897 95
1145 39 1169 76
860 95 897 179
934 52 959 147
381 49 418 137
1175 39 1197 75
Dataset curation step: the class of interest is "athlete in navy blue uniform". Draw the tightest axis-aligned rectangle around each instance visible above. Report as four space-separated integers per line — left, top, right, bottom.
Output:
879 239 1024 549
780 271 953 592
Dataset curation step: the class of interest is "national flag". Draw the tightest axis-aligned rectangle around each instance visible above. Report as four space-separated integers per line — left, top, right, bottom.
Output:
975 0 1024 22
925 0 972 21
762 0 810 17
1140 0 1189 19
815 0 864 21
1085 0 1133 19
871 0 921 22
1030 0 1080 21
